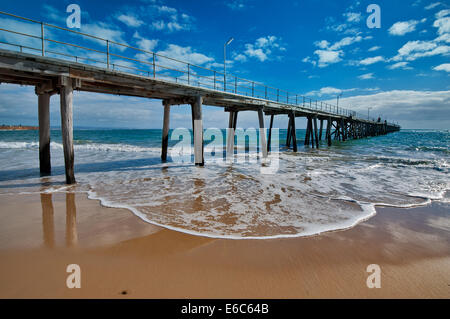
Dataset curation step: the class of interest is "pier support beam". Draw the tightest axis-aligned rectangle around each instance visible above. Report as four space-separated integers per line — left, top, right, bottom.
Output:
161 101 170 162
319 119 323 141
313 116 319 148
191 96 204 166
37 92 51 175
326 118 332 146
59 77 77 184
267 114 274 153
257 108 268 158
226 111 238 160
289 112 297 152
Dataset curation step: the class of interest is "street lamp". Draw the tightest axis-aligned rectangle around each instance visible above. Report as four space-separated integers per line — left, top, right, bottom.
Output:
224 37 234 91
368 107 372 120
336 92 342 114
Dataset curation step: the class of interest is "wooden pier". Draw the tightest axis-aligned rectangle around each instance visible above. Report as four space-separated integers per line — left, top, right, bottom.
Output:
0 12 400 184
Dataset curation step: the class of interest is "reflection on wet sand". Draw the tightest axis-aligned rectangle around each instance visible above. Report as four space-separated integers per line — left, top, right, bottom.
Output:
40 193 54 248
40 192 78 248
65 193 78 247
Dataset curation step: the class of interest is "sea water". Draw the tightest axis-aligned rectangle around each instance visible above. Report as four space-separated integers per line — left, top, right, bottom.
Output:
0 128 448 239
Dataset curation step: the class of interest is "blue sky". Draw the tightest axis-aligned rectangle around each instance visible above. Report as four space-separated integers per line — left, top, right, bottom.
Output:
0 0 449 129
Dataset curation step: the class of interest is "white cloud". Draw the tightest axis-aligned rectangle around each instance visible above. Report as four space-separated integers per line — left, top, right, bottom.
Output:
433 10 450 35
329 36 363 50
314 40 330 49
226 0 246 10
358 73 374 80
368 46 381 52
433 63 450 72
359 56 385 65
425 2 441 10
392 40 450 61
324 90 450 128
133 32 158 52
343 12 362 23
117 14 144 27
314 49 343 67
389 20 421 36
157 44 214 66
387 62 412 70
238 36 284 62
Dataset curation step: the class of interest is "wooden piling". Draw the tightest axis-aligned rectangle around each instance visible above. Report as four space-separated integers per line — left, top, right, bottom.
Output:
286 115 292 147
161 101 170 162
290 113 297 152
327 118 332 146
319 119 323 141
191 96 204 166
305 116 311 146
59 79 75 184
267 114 274 153
38 92 51 174
226 111 237 160
313 116 319 148
258 108 268 158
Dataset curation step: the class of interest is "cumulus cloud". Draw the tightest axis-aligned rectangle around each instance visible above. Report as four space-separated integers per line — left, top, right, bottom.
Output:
359 56 385 65
358 73 374 80
387 62 412 70
425 2 441 10
237 36 285 62
314 49 343 67
368 46 381 52
392 40 450 61
117 14 144 27
324 90 450 129
433 63 450 72
433 10 450 35
389 20 421 36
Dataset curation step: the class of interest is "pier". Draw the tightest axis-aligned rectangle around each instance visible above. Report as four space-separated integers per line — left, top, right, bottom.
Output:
0 11 400 184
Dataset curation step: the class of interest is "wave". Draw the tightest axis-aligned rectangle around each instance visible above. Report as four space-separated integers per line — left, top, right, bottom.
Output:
0 141 161 153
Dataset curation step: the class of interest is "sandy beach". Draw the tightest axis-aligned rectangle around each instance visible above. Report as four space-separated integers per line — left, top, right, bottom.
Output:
0 191 448 299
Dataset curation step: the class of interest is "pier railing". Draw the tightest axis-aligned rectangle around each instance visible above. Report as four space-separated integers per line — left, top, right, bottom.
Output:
0 11 398 126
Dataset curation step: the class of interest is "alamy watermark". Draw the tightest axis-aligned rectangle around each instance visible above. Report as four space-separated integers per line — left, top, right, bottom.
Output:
169 127 280 174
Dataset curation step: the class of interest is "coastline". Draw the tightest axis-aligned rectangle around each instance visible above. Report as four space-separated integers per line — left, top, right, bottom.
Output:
0 191 448 298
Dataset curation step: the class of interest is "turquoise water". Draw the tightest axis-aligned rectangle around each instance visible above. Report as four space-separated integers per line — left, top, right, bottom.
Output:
0 128 448 238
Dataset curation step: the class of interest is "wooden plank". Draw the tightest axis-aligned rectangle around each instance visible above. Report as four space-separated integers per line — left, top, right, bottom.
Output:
38 92 51 174
59 79 76 184
161 101 170 162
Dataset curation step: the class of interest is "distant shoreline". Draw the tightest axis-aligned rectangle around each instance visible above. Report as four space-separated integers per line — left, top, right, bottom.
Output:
0 125 38 131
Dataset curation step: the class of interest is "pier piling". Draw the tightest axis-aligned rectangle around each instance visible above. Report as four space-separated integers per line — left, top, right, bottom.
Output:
58 77 76 184
161 101 171 162
191 96 204 166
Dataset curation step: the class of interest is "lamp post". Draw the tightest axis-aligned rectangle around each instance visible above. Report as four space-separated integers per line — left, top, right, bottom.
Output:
224 37 234 91
336 92 342 114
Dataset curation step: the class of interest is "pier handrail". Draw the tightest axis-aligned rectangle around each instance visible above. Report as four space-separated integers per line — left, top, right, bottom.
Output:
0 10 398 126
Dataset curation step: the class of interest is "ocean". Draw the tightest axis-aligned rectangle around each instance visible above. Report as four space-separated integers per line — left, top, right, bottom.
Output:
0 128 448 239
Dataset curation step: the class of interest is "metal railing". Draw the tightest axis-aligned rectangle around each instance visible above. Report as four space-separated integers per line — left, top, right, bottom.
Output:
0 11 398 126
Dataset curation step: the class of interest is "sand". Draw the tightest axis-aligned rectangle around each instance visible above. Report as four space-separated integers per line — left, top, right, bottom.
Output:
0 191 449 298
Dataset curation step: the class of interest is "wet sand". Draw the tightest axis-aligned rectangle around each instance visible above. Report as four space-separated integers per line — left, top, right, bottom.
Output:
0 192 449 298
